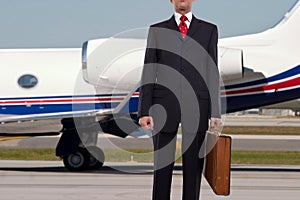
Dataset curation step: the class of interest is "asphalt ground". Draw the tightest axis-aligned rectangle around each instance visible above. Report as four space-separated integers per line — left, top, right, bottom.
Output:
0 115 299 151
1 134 300 151
0 160 299 200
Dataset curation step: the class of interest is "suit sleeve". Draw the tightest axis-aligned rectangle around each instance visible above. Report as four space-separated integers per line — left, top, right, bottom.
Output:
207 25 221 118
138 26 158 118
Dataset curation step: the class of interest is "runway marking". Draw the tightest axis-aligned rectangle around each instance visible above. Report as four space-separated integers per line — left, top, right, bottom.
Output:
0 136 29 141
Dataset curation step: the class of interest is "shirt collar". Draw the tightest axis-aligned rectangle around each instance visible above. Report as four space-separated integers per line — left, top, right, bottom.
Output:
174 11 193 26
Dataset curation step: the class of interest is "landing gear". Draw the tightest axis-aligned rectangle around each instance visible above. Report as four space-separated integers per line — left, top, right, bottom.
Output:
63 146 105 171
87 146 105 170
57 118 106 171
63 147 90 171
57 115 139 171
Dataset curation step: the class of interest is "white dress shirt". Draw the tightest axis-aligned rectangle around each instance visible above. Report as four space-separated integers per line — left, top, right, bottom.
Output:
174 11 193 29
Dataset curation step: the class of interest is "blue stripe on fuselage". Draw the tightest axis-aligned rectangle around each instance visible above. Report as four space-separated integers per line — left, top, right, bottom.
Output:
225 87 300 113
0 97 140 115
225 65 300 90
1 88 300 116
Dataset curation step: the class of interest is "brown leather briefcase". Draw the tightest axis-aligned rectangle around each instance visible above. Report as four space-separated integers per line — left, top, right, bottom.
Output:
203 132 231 196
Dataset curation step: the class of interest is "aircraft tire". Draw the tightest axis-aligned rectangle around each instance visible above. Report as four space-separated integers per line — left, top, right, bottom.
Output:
63 147 90 171
86 146 105 170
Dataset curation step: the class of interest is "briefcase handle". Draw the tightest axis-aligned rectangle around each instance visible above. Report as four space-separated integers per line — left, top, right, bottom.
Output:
208 118 222 136
207 126 221 137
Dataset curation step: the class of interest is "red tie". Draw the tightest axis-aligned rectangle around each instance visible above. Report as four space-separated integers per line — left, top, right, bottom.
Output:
179 15 188 39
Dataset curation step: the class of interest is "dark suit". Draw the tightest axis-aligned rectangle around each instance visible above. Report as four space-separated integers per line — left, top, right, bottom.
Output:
138 15 220 200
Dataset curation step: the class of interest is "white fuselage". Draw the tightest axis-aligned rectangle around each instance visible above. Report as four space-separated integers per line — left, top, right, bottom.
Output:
1 1 300 122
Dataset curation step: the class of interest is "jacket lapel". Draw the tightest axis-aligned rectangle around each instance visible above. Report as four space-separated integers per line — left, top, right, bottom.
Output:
166 15 179 32
166 15 184 41
187 15 203 39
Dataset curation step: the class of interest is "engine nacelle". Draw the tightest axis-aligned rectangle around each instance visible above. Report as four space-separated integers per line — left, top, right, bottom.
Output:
82 39 244 92
82 38 146 94
218 47 244 81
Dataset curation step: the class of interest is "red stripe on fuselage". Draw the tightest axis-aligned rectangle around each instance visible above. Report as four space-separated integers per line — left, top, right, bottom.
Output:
0 97 125 104
225 77 300 95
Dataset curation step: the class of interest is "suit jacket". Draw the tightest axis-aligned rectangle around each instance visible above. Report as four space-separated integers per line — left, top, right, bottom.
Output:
138 15 221 133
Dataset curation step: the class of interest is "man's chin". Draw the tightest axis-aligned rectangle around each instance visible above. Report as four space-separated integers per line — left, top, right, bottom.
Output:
178 5 189 12
179 7 186 10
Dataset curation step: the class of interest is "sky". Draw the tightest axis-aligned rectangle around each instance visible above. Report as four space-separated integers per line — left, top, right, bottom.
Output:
0 0 298 48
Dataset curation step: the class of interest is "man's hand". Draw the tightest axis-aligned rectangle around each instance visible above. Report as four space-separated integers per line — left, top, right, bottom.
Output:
139 116 154 130
210 117 222 131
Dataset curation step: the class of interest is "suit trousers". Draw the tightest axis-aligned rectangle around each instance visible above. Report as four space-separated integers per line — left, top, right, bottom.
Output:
152 128 206 200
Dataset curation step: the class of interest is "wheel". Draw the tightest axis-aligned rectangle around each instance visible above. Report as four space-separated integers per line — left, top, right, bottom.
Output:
86 146 105 169
63 147 90 171
86 146 105 170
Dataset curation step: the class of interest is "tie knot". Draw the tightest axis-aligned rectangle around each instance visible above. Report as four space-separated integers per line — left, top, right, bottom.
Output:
180 15 188 22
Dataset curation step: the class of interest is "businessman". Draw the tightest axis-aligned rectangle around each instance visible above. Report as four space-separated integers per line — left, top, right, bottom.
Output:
138 0 221 199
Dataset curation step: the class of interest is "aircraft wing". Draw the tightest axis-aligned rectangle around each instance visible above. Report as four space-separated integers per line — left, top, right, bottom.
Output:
0 108 113 123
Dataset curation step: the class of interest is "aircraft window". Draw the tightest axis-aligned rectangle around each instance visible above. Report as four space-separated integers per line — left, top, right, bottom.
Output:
18 74 38 89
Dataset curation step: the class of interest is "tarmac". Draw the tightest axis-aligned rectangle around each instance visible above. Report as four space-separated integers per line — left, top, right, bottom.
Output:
1 133 300 151
1 115 300 151
0 160 299 200
0 116 299 200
